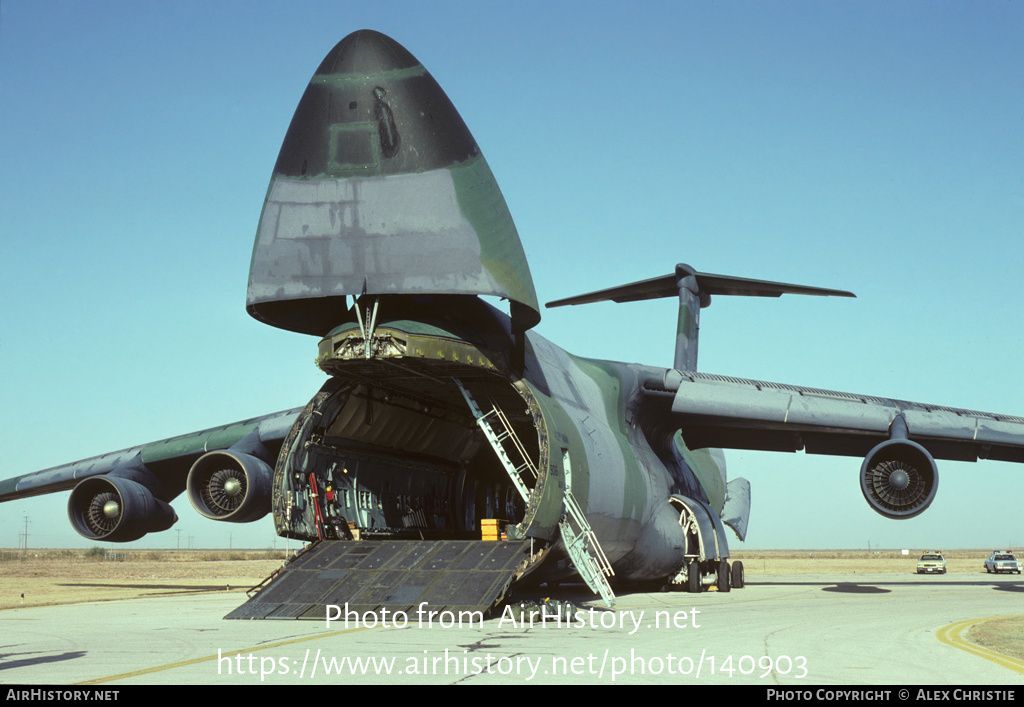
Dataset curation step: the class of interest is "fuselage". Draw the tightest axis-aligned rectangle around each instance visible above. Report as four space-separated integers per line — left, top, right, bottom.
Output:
272 295 719 585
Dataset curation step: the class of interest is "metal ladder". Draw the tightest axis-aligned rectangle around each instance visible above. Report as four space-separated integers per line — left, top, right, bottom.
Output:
453 379 616 607
453 379 536 503
559 452 616 607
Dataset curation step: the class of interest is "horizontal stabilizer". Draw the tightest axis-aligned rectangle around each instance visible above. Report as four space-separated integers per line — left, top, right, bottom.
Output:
546 266 855 308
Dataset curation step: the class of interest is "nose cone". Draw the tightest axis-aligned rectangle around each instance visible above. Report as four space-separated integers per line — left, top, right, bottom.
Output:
247 30 540 336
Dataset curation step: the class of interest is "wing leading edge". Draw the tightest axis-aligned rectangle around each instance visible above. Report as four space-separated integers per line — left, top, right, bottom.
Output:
642 369 1024 519
0 408 301 539
0 408 301 502
645 369 1024 461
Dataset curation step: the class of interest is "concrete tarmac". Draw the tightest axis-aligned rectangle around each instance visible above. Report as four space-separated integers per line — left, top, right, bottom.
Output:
2 572 1023 685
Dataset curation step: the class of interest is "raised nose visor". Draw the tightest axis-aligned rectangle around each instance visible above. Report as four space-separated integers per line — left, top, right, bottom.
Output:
246 29 540 337
226 539 534 620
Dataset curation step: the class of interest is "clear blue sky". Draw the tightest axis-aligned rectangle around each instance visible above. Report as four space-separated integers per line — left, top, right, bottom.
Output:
1 1 1021 551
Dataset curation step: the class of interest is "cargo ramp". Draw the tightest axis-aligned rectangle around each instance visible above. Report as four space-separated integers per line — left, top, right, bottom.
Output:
226 539 534 620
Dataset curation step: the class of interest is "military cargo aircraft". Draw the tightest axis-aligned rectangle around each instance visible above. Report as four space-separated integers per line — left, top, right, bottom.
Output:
3 30 1024 617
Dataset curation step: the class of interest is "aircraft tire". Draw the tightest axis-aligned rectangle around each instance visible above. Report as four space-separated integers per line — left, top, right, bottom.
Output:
731 560 745 589
717 560 731 592
687 562 701 593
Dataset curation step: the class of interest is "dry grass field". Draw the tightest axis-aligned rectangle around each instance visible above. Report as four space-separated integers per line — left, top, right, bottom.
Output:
2 547 1021 662
0 548 286 611
0 547 1010 608
729 548 991 575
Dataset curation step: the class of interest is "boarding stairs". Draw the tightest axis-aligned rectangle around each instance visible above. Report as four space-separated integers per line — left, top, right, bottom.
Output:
453 379 616 607
559 487 616 607
453 379 537 503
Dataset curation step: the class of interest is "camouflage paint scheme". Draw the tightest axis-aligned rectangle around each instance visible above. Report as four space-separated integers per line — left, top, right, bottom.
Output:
245 31 540 338
4 31 1024 605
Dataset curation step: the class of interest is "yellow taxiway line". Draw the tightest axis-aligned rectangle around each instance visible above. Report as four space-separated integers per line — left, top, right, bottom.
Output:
75 626 375 685
935 615 1024 675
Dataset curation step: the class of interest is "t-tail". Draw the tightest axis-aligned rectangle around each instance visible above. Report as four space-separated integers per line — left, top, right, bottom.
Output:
546 263 855 371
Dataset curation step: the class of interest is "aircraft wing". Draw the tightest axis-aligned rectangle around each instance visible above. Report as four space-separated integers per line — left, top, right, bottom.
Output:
642 369 1024 519
0 408 301 505
647 370 1024 461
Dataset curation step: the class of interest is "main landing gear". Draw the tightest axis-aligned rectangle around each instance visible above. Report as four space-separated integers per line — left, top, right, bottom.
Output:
683 558 744 593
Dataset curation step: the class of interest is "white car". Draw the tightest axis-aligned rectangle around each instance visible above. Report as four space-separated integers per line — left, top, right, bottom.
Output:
916 552 947 574
984 551 1023 574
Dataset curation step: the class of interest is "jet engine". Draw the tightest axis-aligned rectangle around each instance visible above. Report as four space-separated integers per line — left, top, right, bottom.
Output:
186 450 273 523
859 438 938 519
68 476 177 542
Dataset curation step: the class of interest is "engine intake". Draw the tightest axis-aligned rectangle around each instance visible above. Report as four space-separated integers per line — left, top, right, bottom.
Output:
68 476 177 542
860 439 938 519
187 450 273 523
